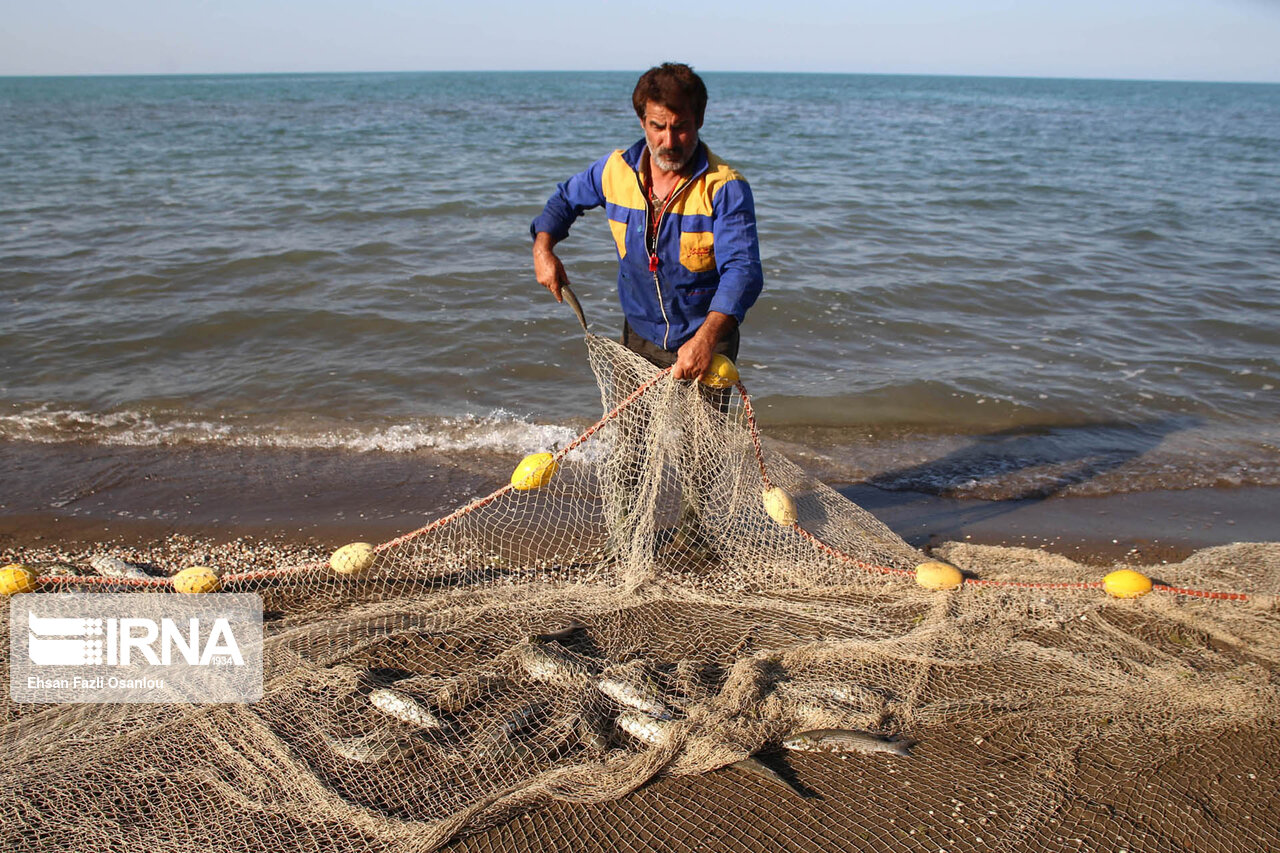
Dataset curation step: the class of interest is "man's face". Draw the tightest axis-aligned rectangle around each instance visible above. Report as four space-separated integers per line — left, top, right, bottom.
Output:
642 100 700 173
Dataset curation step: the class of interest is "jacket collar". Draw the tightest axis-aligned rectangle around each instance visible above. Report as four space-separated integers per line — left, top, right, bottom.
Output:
622 138 710 182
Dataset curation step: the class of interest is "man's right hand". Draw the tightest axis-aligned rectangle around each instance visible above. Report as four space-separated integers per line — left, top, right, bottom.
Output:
533 232 569 302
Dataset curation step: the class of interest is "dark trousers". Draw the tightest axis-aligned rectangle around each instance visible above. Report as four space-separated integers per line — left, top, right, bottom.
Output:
621 321 738 414
621 321 740 369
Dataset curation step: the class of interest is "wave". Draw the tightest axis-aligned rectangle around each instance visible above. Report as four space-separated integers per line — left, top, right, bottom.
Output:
2 403 1277 501
0 404 591 457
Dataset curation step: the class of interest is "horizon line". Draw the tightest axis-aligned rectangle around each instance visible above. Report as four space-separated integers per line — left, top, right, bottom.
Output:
2 68 1278 86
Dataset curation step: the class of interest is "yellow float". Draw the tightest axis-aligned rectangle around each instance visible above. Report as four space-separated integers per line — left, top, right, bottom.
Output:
915 560 964 590
698 354 740 388
762 486 797 526
511 452 559 491
0 564 38 596
330 542 377 575
173 566 222 594
1103 568 1153 599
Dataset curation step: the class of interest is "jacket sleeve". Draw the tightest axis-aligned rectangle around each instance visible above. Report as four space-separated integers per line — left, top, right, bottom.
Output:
707 178 765 322
529 153 612 242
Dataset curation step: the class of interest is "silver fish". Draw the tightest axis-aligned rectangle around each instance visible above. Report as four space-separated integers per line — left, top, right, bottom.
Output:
514 641 593 684
368 688 442 729
324 731 406 763
775 688 881 730
89 556 154 580
615 709 676 747
488 739 540 765
596 675 673 720
785 697 848 728
727 756 807 799
479 708 581 764
782 728 912 757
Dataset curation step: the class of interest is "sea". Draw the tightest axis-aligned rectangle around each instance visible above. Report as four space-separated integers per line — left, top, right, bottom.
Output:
1 71 1278 532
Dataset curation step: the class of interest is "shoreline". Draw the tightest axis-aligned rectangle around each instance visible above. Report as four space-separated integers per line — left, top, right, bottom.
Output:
1 440 1274 568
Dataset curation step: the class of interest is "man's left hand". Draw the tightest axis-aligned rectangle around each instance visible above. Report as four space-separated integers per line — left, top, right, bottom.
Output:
671 311 737 381
672 336 715 381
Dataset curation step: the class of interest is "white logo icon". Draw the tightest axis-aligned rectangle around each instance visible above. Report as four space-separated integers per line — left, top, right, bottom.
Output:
28 614 105 666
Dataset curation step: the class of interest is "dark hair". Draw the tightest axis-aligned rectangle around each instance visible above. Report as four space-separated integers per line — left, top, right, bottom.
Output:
632 63 707 127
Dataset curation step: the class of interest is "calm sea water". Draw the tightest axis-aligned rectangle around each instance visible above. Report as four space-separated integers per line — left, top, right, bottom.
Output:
2 72 1278 500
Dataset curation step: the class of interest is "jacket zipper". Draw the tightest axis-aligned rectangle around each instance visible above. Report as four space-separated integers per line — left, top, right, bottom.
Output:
635 165 697 350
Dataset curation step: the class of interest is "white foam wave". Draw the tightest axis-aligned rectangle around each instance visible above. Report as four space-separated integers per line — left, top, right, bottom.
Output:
0 405 594 459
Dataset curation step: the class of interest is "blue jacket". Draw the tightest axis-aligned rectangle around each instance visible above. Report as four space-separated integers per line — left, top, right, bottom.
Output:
531 139 764 351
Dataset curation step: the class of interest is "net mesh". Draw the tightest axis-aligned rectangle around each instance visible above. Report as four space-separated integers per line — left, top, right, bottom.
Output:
3 333 1278 853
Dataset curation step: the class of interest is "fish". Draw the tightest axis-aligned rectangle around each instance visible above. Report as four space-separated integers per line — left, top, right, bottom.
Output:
40 562 88 577
560 284 588 331
432 672 503 713
615 709 676 748
727 756 808 799
774 686 882 730
478 706 586 764
575 712 611 752
368 688 443 729
498 701 553 738
826 684 891 707
488 738 540 765
323 731 406 763
596 674 673 720
784 697 850 728
781 728 912 757
89 556 155 580
514 641 594 684
531 615 588 643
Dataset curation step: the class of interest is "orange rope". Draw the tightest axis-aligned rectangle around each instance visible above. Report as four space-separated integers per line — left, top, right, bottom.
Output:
223 563 324 583
36 574 172 590
964 578 1104 592
793 525 914 578
1151 584 1250 602
736 381 773 492
737 379 908 578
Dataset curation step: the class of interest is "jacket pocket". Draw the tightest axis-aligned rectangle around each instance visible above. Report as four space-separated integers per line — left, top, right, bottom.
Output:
679 230 716 273
609 219 628 259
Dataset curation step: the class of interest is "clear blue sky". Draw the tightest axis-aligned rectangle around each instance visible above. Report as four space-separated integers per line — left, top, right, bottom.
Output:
3 0 1278 82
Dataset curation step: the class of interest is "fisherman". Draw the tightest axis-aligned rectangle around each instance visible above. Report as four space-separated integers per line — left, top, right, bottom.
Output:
530 62 764 560
530 62 764 379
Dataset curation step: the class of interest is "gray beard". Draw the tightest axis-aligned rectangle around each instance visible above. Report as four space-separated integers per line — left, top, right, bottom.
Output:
649 140 696 173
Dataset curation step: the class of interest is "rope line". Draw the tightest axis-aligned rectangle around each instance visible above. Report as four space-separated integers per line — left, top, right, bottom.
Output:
36 575 171 590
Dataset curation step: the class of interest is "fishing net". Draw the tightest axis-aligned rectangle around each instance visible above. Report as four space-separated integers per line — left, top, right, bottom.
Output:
3 333 1278 853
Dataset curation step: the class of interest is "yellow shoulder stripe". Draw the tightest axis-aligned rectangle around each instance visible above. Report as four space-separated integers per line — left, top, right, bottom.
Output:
677 148 744 218
602 150 646 211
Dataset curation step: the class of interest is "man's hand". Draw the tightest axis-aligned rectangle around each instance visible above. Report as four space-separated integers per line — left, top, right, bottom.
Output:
533 232 569 302
672 311 737 381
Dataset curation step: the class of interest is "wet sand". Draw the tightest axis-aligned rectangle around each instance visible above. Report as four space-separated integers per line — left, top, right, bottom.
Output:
1 440 1274 566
